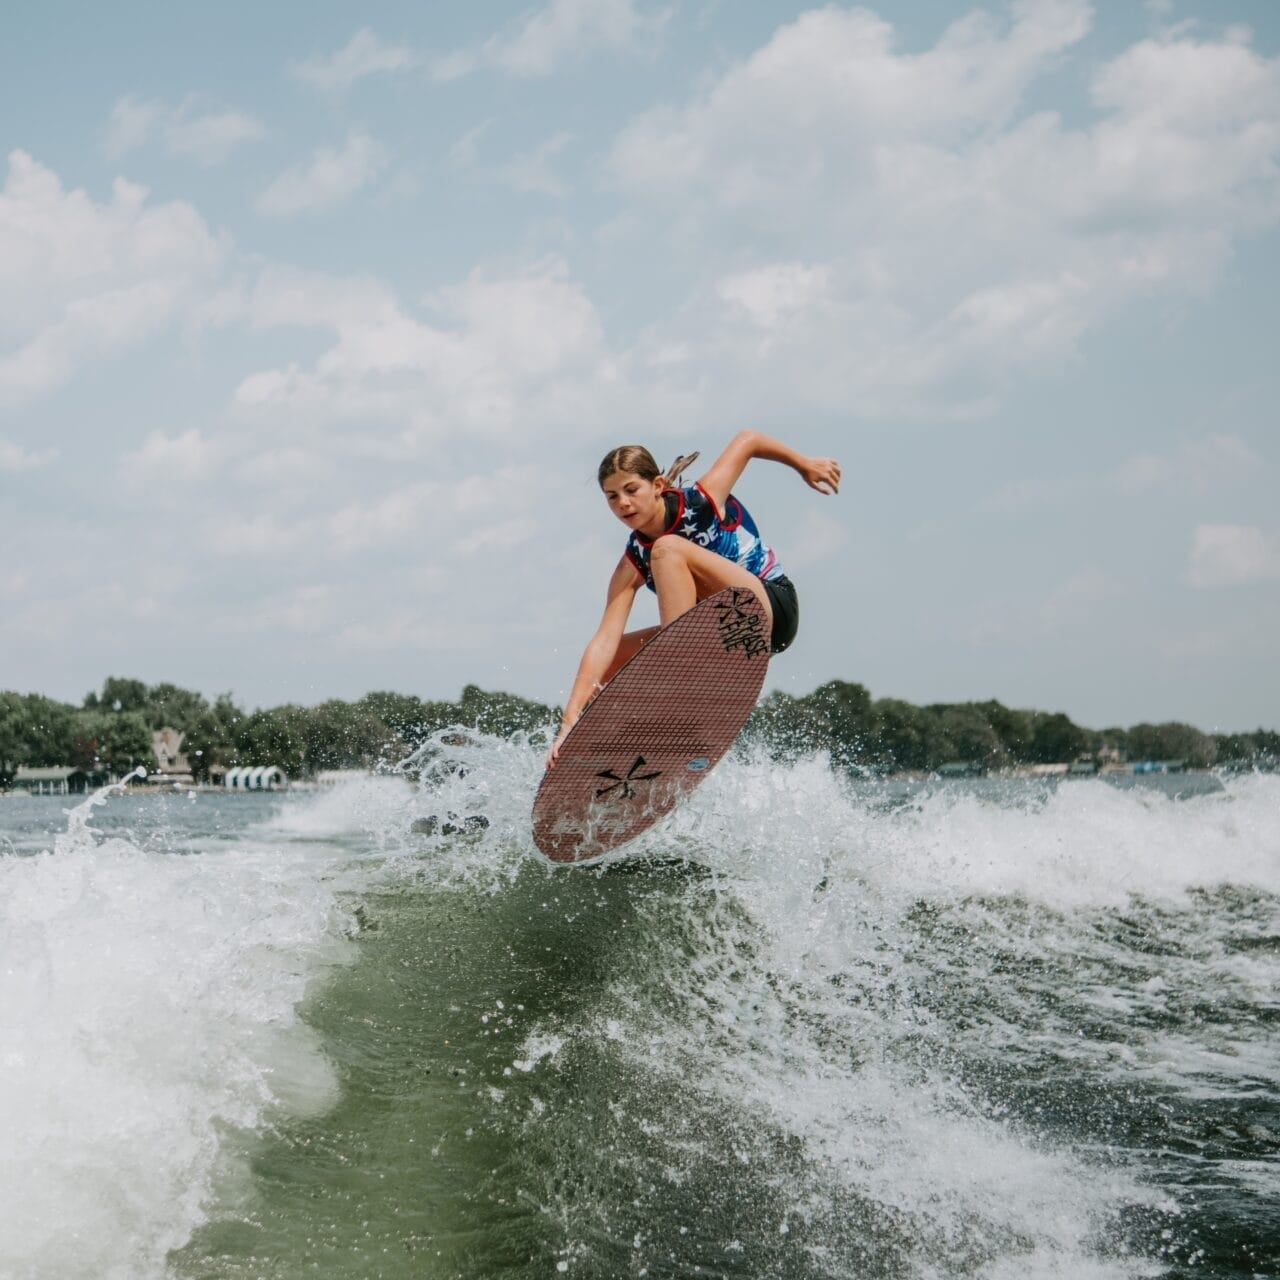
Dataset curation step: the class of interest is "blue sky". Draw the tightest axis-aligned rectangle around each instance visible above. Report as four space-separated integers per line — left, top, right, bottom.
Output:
3 0 1278 733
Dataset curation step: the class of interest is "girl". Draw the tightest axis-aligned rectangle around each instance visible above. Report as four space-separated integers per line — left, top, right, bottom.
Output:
549 430 840 764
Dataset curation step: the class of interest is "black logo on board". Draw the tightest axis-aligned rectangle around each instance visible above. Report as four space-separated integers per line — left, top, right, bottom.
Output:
714 588 768 658
595 755 662 800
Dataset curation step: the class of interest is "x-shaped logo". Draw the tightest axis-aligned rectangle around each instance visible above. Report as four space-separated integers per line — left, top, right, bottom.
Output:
595 754 662 800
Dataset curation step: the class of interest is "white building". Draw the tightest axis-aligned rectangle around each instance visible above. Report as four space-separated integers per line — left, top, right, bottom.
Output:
223 765 288 791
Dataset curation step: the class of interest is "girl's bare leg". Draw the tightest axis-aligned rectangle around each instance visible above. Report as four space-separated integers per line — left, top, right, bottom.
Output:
600 625 661 683
648 535 773 630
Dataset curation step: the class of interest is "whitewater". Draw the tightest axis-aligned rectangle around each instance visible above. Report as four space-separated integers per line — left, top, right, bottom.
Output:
2 734 1277 1279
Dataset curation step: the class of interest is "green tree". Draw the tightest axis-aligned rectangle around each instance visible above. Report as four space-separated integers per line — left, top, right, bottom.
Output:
237 706 309 777
1028 712 1088 764
86 677 149 714
1126 722 1215 769
145 682 210 730
3 694 80 768
745 690 817 758
457 684 554 737
0 693 32 784
97 711 154 772
930 703 1004 769
800 681 874 766
182 695 243 782
66 710 152 774
357 691 456 747
975 700 1034 763
869 698 931 772
303 700 397 771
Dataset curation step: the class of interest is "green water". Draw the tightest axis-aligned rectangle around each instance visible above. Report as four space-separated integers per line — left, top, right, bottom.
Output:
171 861 847 1279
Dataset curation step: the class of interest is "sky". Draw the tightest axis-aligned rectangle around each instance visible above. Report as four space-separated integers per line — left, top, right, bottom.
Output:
2 0 1278 734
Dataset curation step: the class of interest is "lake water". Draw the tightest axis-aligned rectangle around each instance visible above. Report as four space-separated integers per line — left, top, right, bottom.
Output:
2 736 1277 1279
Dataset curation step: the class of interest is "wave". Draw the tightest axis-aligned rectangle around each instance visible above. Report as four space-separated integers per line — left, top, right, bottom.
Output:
3 747 1276 1277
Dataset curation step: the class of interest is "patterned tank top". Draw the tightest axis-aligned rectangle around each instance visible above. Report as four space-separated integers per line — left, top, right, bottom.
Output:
624 482 785 592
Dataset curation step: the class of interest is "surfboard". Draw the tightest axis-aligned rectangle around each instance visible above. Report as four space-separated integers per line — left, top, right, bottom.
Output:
532 586 771 863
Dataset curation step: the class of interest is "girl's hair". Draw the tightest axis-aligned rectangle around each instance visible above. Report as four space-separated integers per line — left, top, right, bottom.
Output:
597 446 699 489
597 445 659 487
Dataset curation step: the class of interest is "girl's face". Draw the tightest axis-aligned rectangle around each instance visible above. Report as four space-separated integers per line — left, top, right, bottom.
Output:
601 470 665 531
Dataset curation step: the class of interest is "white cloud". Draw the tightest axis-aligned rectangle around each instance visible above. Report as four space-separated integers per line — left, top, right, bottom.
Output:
233 259 610 434
611 3 1093 197
208 512 312 556
256 133 389 217
0 435 57 471
496 131 575 196
605 4 1280 419
325 468 543 556
104 94 264 165
291 28 418 91
0 151 226 402
1111 433 1261 496
1187 524 1280 587
166 107 265 165
717 262 831 330
328 481 440 554
448 123 490 168
121 428 215 489
103 96 162 159
482 0 650 76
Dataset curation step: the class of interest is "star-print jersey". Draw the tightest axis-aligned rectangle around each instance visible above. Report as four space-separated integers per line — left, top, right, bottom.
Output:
624 482 785 592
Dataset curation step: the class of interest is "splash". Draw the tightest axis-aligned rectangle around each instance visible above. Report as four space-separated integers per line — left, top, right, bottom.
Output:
0 782 353 1280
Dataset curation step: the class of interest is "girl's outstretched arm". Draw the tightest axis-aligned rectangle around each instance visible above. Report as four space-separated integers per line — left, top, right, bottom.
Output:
697 430 841 512
547 556 643 766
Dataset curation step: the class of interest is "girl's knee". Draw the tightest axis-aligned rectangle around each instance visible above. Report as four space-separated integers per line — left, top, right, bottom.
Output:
650 534 689 564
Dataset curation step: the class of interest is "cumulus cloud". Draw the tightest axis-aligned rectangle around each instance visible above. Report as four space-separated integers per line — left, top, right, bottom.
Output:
232 258 610 434
495 131 575 196
1111 433 1261 496
606 2 1280 419
256 133 389 216
328 481 440 554
104 94 265 164
436 0 657 80
0 435 57 471
209 511 313 556
121 429 215 497
717 262 831 330
1187 524 1280 587
291 28 418 91
483 0 649 75
0 151 226 402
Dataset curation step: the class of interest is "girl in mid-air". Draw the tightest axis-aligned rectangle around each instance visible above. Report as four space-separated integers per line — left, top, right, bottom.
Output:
549 430 841 764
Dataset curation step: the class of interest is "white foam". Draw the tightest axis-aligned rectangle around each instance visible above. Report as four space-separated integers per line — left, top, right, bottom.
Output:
0 788 352 1280
571 759 1280 1275
664 756 1280 908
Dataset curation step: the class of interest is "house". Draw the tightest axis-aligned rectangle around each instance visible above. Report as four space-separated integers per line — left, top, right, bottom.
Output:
223 765 288 791
151 727 191 778
936 760 985 778
10 766 107 796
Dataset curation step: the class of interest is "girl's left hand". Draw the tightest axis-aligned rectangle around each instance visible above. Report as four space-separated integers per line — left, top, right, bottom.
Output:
546 722 573 768
804 457 841 495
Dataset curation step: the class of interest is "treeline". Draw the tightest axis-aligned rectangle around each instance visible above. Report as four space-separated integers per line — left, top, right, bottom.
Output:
1 676 1277 788
746 681 1279 773
0 677 551 786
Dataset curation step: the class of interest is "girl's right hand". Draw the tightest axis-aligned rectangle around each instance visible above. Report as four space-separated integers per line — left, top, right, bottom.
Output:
803 456 841 495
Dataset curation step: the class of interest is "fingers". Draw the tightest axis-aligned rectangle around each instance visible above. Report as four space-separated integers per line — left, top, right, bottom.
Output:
810 457 841 494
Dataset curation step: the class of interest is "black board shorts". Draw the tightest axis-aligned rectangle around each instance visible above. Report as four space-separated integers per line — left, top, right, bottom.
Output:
763 575 799 654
